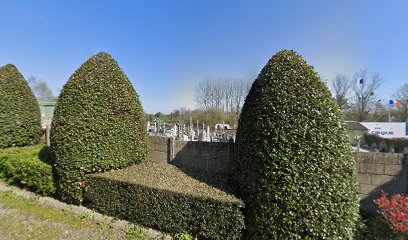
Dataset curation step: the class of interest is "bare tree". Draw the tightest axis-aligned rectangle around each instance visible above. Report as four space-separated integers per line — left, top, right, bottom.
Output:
213 79 224 110
27 76 56 101
331 74 351 110
223 79 234 112
393 83 408 122
194 77 251 113
350 69 382 121
232 80 251 114
369 100 388 122
194 77 212 109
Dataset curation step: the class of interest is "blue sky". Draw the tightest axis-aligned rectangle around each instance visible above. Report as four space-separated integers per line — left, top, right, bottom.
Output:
1 0 407 114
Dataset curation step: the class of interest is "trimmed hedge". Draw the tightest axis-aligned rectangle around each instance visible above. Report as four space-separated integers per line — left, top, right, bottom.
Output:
84 162 245 239
234 50 359 239
51 52 148 204
0 64 42 148
0 145 55 196
364 133 408 153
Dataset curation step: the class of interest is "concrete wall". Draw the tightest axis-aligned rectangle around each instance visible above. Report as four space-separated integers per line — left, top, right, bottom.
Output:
148 136 170 164
355 152 408 213
148 136 233 174
172 140 233 174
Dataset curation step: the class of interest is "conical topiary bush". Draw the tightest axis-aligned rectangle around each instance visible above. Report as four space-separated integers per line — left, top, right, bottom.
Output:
234 50 359 239
0 64 42 148
51 52 148 204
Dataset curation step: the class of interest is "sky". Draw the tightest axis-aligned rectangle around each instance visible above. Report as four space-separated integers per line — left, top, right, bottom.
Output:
1 0 407 114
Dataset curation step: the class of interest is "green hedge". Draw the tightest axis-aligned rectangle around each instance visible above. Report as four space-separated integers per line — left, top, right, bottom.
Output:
364 133 408 153
234 50 359 239
84 162 244 239
51 52 148 204
0 64 42 148
0 145 55 196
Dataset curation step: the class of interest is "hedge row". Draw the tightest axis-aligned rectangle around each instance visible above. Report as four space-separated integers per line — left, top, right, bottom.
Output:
51 52 148 204
0 145 55 196
84 162 245 239
364 133 408 153
0 64 42 148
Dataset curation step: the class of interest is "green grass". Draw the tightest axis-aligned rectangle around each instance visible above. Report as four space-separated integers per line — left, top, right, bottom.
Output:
0 188 131 239
173 232 194 240
126 225 149 240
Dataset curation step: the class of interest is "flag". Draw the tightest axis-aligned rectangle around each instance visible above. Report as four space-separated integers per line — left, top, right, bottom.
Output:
389 100 401 107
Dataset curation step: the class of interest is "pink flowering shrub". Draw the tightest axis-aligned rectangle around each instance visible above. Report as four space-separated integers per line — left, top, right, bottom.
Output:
374 190 408 234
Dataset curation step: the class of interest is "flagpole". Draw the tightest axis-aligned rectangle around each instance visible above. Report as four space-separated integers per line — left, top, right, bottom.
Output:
389 105 391 122
388 100 392 122
389 100 392 122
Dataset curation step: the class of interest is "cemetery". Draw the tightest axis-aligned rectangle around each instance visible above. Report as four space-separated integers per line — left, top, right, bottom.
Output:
1 50 407 239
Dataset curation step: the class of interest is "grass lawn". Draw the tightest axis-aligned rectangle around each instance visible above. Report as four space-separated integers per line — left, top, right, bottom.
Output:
0 181 165 240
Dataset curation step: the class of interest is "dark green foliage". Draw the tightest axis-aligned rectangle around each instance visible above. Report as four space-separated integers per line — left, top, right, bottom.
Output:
234 50 359 239
356 215 403 240
0 64 42 148
84 162 245 239
364 133 408 153
51 52 148 204
0 145 55 195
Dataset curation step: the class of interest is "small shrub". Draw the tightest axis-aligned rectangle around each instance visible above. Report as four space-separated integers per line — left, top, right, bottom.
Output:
0 64 42 148
99 217 113 232
79 212 93 222
374 190 408 235
84 162 244 240
0 145 55 196
234 50 359 239
174 232 194 240
51 52 148 204
127 225 149 240
356 215 401 240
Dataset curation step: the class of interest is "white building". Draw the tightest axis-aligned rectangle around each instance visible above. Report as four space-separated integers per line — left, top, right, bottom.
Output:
359 122 408 138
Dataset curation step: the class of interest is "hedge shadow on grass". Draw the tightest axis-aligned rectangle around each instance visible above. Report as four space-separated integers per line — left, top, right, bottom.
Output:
174 164 236 195
38 146 54 165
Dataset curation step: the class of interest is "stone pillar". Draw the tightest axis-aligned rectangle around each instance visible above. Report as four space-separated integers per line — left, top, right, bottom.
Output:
168 136 175 163
45 125 51 146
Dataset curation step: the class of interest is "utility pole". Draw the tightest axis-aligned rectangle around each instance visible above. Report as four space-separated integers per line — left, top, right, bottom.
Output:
359 78 364 121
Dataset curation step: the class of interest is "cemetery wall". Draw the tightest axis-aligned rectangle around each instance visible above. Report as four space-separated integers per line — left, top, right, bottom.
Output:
148 136 408 213
355 152 408 213
148 136 170 164
148 136 233 173
172 140 233 174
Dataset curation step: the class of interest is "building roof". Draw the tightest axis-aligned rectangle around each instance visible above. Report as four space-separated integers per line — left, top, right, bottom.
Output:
345 121 368 131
